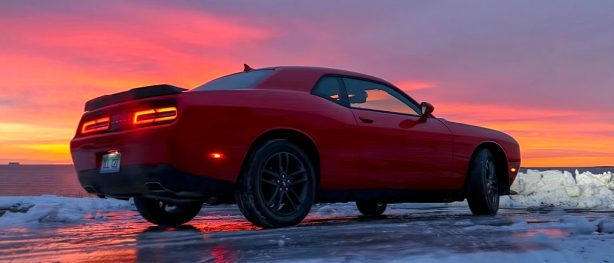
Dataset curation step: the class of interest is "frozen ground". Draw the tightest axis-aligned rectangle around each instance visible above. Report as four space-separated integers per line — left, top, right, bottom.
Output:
0 170 613 262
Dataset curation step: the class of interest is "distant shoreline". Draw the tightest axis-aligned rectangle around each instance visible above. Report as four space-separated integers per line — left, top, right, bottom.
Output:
1 164 73 165
2 164 613 173
0 164 611 197
1 164 74 167
2 164 613 168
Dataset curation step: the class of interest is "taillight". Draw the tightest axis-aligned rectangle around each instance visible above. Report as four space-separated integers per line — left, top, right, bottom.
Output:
81 117 110 134
133 106 177 125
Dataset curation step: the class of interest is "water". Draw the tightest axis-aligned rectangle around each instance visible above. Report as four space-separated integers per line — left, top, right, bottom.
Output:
0 165 88 197
0 165 612 197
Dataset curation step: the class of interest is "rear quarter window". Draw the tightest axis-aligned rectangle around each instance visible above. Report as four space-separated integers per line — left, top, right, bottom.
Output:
311 76 347 106
194 69 274 91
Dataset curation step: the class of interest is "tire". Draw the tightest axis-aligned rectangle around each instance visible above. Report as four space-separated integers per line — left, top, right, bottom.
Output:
356 201 387 216
134 197 202 226
236 139 316 228
466 148 500 215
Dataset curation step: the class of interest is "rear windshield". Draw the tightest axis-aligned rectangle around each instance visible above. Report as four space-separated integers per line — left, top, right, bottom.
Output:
193 69 274 91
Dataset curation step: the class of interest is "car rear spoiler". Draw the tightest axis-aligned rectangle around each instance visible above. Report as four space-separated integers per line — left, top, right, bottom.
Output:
84 84 187 111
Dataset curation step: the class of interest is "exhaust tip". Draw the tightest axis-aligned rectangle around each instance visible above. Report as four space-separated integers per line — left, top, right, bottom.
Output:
145 182 164 191
83 186 97 194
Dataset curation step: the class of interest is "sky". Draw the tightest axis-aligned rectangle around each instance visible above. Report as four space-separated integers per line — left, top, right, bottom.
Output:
0 0 613 166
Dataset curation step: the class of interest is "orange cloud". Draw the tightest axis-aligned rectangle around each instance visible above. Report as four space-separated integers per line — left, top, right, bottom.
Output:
0 123 73 164
0 2 612 167
0 3 277 163
434 103 614 167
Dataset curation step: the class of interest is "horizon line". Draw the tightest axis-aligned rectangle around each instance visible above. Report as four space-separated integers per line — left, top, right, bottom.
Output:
2 163 613 169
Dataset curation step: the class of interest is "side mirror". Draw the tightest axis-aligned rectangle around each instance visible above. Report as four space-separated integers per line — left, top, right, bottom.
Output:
418 102 434 122
348 90 368 104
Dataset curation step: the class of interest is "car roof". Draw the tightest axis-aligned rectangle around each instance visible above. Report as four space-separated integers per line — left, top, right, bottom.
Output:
255 66 394 92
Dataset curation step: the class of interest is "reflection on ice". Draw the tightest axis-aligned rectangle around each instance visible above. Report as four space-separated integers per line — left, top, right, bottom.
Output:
0 204 613 262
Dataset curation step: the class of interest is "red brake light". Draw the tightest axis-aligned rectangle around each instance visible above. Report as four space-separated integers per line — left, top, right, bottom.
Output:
133 106 177 125
81 117 110 134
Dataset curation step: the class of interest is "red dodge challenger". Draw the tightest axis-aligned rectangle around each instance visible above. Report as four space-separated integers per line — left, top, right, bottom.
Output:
70 65 521 228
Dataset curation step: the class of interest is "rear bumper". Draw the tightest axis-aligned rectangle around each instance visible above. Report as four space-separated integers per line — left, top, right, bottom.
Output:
78 164 234 202
71 125 177 172
72 125 237 202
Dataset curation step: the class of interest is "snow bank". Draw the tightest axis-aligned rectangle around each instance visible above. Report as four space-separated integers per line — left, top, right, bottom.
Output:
501 169 614 209
0 195 132 227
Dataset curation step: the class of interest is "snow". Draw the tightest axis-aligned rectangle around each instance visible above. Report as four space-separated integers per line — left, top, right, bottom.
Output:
315 204 358 216
501 169 614 209
0 195 132 227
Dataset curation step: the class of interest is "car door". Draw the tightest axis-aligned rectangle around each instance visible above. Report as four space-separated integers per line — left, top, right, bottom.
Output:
342 77 456 190
309 76 364 189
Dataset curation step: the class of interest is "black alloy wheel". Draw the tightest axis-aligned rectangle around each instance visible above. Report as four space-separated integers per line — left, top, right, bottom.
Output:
236 139 316 228
356 201 387 216
466 148 500 215
260 151 310 215
134 197 202 226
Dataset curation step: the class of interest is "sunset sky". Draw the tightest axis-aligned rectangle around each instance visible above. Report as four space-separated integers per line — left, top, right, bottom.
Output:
1 1 613 166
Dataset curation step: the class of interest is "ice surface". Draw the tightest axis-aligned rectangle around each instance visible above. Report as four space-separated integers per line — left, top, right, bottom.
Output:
598 220 614 233
1 203 613 262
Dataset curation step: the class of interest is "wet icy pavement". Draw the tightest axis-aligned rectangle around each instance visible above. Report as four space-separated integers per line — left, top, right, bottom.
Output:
1 203 614 262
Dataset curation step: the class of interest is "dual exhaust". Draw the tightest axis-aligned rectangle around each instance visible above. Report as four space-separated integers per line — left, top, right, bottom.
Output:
83 181 217 202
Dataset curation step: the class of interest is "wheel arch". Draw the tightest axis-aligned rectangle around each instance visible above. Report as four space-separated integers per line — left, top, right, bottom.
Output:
239 128 321 187
466 141 511 195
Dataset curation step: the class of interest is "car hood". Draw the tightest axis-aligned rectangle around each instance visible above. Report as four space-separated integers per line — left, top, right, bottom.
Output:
439 118 518 146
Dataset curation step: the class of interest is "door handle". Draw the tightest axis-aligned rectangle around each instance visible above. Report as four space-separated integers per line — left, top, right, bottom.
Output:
359 117 374 124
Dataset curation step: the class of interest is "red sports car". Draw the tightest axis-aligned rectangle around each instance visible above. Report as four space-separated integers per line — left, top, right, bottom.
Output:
70 65 521 228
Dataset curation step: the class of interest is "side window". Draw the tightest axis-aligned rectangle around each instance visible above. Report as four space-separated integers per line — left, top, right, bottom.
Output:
311 77 347 106
343 78 420 115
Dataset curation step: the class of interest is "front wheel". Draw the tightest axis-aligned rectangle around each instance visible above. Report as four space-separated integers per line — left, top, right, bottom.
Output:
356 201 387 216
134 197 202 226
466 148 500 215
236 139 316 228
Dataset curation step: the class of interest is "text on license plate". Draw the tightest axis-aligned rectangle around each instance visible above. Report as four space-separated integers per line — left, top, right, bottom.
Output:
100 152 121 174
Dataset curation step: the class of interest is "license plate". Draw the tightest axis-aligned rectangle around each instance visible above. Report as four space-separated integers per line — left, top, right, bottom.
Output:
100 152 121 174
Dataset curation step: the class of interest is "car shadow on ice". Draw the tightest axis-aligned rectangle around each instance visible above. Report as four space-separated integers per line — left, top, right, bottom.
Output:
189 210 563 259
135 225 239 262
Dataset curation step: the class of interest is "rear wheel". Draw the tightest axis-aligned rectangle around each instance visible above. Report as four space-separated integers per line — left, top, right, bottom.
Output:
356 201 387 216
236 139 316 228
466 148 499 215
134 197 202 226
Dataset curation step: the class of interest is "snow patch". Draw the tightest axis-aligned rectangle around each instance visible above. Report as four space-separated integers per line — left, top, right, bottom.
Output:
313 204 357 216
501 169 614 209
561 216 599 235
0 195 133 227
